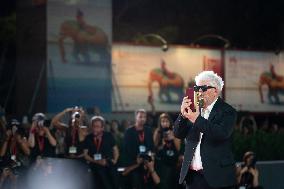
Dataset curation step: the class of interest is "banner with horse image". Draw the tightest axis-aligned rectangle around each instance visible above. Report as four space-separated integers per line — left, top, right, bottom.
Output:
112 44 222 112
47 0 112 113
225 50 284 112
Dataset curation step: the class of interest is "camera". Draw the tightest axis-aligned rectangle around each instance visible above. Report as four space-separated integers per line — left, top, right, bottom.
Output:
139 151 152 162
162 127 171 137
1 163 20 176
243 151 257 169
247 154 257 168
72 112 80 119
162 127 173 142
6 119 21 136
32 113 48 127
6 119 20 130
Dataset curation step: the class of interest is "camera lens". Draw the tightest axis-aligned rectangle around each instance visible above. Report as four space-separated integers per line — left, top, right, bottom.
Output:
72 112 80 120
75 113 80 119
38 120 44 127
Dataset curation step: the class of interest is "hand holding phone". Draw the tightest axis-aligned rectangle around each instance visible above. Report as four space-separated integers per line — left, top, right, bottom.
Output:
185 88 196 112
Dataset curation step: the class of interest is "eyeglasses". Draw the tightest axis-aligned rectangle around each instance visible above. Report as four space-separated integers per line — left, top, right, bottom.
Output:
193 85 216 92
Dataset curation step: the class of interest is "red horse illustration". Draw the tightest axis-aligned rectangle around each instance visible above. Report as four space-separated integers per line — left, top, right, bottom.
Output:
148 60 184 105
58 9 109 64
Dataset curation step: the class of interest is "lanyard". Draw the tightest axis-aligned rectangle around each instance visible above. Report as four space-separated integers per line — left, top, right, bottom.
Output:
72 128 78 146
165 141 172 148
138 131 145 143
37 136 45 152
10 142 17 156
93 137 102 153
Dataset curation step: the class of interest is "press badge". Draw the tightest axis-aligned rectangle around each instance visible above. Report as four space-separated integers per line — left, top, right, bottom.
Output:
69 146 77 154
11 155 16 161
94 153 102 160
139 145 146 153
166 150 174 157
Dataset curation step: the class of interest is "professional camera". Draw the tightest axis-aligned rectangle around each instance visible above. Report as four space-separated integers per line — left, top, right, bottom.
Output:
32 113 48 127
243 151 257 170
72 106 81 119
6 119 20 130
162 127 174 142
5 119 19 136
72 111 81 119
139 151 152 162
162 127 171 137
247 154 257 168
1 163 21 176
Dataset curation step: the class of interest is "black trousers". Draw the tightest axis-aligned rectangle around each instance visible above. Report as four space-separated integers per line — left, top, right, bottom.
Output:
185 170 235 189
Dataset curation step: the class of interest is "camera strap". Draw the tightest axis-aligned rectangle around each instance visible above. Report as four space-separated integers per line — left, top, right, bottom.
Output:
37 136 45 152
71 128 78 146
10 141 17 156
138 131 145 144
93 137 102 153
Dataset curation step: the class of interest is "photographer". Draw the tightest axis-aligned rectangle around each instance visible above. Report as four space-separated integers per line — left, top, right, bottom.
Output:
28 113 56 162
0 119 30 174
51 107 89 159
122 154 160 189
83 116 119 189
236 151 262 189
153 113 180 189
123 109 154 189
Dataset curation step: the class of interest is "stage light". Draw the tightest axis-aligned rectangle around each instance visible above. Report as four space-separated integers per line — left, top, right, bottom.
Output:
143 33 169 52
190 34 230 49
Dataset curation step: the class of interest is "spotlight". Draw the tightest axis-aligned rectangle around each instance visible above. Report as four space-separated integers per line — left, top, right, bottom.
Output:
143 33 169 52
162 44 168 52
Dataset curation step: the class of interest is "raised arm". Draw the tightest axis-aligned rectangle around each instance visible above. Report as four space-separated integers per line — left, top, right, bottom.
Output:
51 108 72 130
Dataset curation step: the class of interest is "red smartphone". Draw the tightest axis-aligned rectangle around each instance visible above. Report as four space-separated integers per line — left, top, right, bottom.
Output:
185 88 195 111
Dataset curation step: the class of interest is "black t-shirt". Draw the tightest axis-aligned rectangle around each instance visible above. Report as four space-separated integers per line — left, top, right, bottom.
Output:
84 131 116 160
30 134 56 162
139 167 161 189
239 164 255 188
64 127 85 156
123 126 154 166
0 139 30 168
156 140 178 166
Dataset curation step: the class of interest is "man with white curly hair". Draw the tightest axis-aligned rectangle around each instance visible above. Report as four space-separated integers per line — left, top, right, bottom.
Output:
174 71 237 189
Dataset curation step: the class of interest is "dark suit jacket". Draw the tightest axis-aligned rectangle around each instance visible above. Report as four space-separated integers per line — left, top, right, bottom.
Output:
174 97 237 188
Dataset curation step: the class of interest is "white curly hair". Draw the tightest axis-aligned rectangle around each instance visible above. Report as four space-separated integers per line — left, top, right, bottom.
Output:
195 71 224 93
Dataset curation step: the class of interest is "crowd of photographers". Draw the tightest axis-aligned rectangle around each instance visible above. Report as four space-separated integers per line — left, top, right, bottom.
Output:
0 106 263 189
0 107 184 189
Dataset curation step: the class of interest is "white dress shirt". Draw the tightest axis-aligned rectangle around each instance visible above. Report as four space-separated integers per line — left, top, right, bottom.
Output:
190 98 218 171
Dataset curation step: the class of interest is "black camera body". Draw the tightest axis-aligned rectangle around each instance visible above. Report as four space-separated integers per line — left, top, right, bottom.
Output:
6 119 20 130
162 127 173 141
247 155 257 168
32 113 48 127
162 127 171 137
139 152 152 162
72 112 81 119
